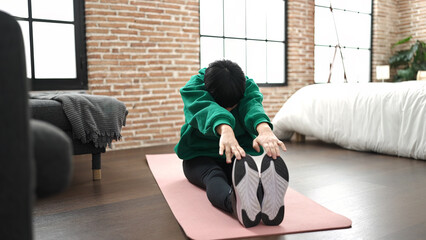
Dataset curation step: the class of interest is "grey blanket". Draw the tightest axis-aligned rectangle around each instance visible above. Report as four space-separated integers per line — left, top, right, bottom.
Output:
31 93 128 148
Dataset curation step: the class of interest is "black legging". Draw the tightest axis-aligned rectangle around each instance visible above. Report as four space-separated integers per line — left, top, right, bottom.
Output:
182 156 234 213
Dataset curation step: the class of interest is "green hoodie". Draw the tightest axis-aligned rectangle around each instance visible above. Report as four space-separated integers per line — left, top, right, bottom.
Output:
174 68 272 161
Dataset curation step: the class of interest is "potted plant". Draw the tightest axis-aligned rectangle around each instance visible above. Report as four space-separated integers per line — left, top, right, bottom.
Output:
389 36 426 81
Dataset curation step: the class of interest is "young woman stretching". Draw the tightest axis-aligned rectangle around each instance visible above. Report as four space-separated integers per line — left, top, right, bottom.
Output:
174 60 289 228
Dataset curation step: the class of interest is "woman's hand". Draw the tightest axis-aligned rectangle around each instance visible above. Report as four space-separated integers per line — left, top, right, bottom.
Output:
253 122 287 159
216 124 246 164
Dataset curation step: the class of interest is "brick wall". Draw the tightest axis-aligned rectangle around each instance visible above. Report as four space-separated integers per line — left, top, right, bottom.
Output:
372 0 399 81
85 0 423 150
398 0 426 41
85 0 199 149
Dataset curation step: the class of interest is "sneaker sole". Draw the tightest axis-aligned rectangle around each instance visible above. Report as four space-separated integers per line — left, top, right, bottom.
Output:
260 155 289 226
232 156 261 228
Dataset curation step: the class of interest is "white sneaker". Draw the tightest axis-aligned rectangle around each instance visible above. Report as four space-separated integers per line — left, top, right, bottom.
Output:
260 155 289 226
232 155 262 228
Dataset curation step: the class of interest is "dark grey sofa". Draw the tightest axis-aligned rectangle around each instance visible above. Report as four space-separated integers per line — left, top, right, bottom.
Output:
0 10 72 239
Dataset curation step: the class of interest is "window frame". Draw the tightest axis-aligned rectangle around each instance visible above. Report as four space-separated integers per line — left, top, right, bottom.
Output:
12 0 87 91
314 1 374 83
199 0 288 87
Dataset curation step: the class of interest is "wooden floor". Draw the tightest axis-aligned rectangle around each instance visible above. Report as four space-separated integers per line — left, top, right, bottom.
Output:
33 140 426 240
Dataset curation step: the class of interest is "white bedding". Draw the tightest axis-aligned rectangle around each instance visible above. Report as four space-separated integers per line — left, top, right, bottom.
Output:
272 81 426 160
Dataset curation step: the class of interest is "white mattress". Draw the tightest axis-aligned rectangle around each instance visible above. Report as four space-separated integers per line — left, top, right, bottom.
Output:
272 81 426 160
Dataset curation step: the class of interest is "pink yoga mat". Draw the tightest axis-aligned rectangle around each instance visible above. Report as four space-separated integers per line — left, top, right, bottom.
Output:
146 154 351 240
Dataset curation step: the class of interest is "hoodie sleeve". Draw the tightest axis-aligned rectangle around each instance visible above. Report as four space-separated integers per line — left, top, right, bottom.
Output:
180 69 236 137
238 76 272 137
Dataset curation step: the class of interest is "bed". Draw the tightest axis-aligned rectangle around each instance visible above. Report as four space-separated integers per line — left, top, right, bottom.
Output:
272 81 426 160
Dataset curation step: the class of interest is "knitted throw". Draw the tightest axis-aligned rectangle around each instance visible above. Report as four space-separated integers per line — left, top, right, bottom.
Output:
31 93 128 148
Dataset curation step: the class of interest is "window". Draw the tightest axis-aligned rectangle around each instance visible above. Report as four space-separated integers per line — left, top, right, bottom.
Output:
315 0 372 83
0 0 87 90
200 0 287 85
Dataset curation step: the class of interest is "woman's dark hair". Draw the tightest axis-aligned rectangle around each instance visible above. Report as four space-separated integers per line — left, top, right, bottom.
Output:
204 60 246 108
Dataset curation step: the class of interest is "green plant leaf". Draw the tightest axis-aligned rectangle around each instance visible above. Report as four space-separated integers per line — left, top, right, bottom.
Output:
397 68 416 81
391 36 412 49
389 49 412 67
413 41 426 63
420 62 426 70
389 38 426 81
